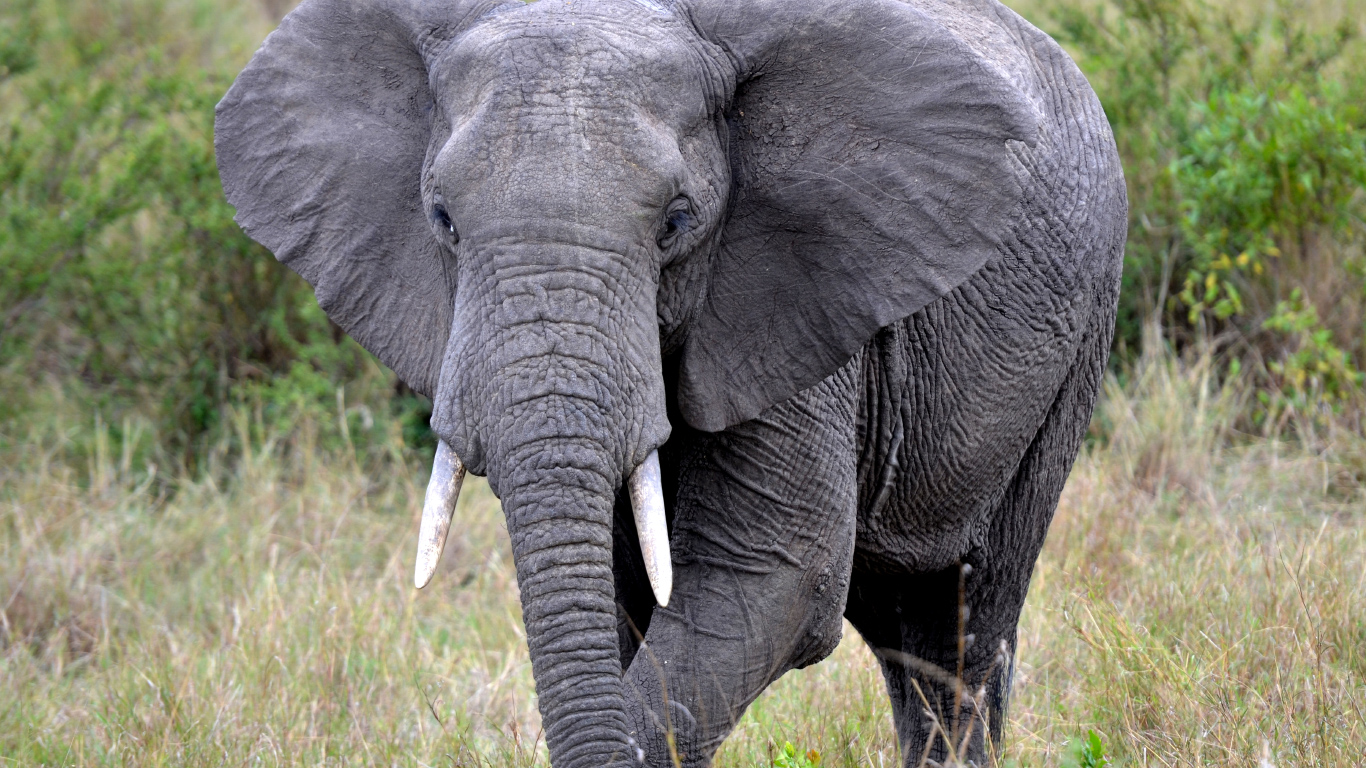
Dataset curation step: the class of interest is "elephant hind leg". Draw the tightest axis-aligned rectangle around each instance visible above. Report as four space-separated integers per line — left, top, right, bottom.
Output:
847 561 1018 765
846 314 1111 766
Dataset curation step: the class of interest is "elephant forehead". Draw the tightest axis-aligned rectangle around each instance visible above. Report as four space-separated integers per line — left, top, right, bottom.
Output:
429 0 717 127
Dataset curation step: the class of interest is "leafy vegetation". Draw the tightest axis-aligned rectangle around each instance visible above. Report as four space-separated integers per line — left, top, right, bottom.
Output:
1029 0 1366 426
771 741 824 768
1063 731 1109 768
0 0 428 470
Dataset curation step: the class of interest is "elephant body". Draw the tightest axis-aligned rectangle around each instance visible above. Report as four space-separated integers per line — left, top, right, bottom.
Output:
620 218 1119 764
215 0 1125 763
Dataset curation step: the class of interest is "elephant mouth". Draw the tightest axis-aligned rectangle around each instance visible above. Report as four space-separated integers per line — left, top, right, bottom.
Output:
412 440 673 607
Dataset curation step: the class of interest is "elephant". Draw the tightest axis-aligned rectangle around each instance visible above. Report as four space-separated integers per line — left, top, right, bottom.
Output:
214 0 1126 764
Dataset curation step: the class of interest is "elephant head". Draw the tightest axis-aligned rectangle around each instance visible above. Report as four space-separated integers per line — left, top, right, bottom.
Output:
215 0 1037 763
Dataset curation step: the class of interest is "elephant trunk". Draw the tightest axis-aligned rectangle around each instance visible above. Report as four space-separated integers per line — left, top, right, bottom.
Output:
429 235 671 767
502 434 636 767
415 442 670 606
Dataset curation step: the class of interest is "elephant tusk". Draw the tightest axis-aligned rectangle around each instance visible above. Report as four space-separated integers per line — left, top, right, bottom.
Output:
628 450 672 607
414 440 466 589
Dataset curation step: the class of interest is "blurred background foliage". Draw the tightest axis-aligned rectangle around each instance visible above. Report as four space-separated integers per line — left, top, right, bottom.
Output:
1036 0 1366 428
0 0 433 472
0 0 1364 472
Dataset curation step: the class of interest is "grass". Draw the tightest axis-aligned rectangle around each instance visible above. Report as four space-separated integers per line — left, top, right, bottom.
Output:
3 351 1364 767
1005 349 1366 766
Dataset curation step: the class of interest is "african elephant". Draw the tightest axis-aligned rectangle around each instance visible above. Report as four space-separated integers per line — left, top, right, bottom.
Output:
214 0 1125 763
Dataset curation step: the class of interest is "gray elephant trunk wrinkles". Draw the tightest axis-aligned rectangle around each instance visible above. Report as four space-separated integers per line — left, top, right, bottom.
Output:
431 232 669 483
497 439 635 767
424 227 671 767
462 275 650 766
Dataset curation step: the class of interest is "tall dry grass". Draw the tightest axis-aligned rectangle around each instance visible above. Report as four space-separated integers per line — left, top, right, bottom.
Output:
1005 347 1366 767
1 404 540 765
2 351 1364 766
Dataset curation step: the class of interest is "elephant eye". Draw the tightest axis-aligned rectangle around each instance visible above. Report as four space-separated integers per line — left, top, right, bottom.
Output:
432 204 458 243
657 198 692 250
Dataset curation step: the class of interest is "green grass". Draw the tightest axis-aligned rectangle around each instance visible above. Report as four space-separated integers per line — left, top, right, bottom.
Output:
4 350 1364 766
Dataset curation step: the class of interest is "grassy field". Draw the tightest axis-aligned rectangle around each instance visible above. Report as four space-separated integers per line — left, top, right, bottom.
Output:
3 351 1363 767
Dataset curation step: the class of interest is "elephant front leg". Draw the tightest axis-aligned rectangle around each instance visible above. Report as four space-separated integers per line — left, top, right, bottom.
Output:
623 369 860 767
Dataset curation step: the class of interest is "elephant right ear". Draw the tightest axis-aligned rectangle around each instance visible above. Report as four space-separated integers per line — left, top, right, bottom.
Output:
215 0 495 397
676 0 1042 431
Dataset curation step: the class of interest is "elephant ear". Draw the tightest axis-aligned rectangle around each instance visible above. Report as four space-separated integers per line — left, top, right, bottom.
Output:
678 0 1041 431
215 0 493 396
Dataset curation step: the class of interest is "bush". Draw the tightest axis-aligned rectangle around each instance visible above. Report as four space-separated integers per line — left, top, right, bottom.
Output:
1034 0 1366 427
0 0 422 467
3 0 1363 469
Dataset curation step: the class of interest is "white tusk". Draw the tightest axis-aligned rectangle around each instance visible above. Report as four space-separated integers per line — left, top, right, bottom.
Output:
414 440 466 589
628 450 672 607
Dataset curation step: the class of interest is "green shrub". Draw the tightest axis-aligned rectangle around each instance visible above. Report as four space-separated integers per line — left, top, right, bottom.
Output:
1035 0 1366 427
771 741 822 768
1173 84 1366 322
0 0 419 467
1259 288 1364 426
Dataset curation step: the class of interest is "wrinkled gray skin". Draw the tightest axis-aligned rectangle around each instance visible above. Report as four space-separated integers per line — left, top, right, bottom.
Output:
215 0 1125 763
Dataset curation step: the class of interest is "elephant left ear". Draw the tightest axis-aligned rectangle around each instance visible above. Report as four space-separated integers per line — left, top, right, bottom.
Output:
677 0 1041 431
